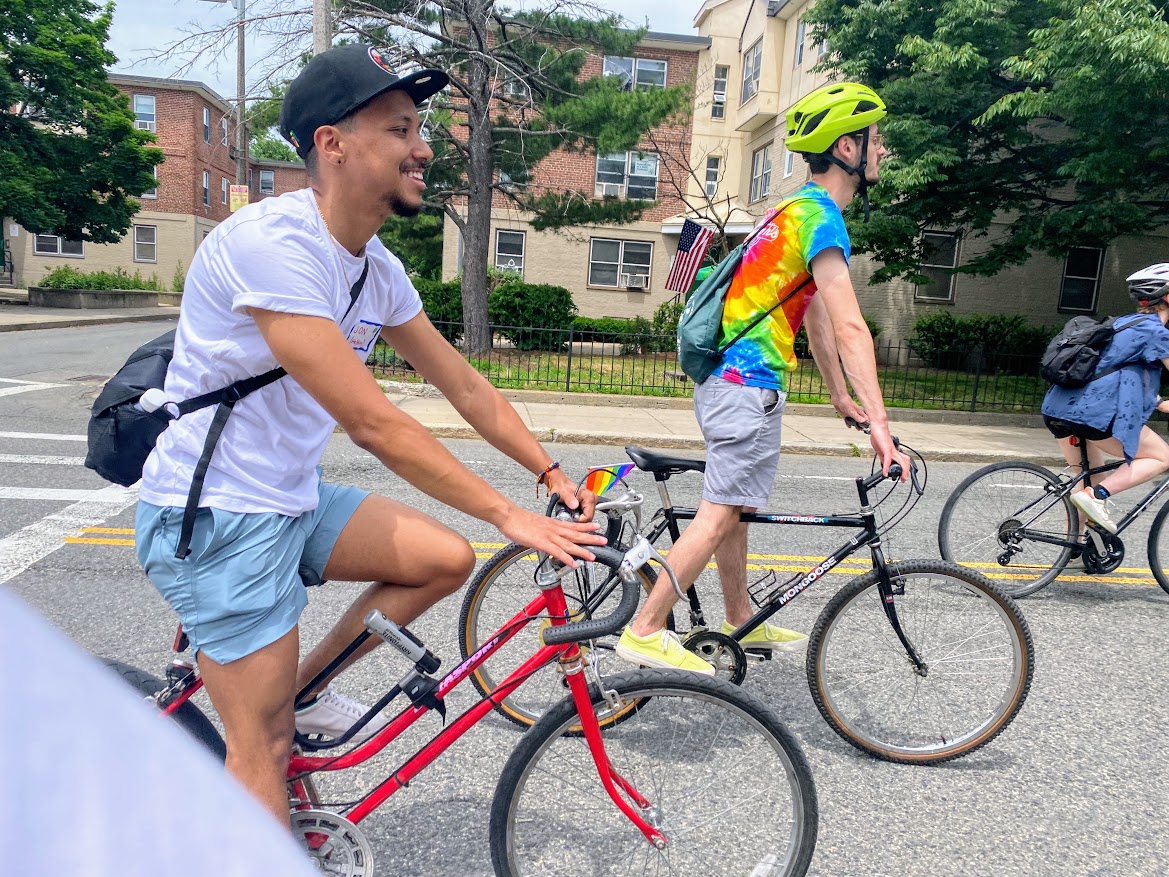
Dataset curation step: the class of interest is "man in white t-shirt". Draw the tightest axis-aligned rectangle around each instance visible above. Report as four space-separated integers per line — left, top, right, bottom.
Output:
134 43 606 824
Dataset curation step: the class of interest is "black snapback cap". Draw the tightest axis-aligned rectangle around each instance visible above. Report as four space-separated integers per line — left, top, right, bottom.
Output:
279 44 448 159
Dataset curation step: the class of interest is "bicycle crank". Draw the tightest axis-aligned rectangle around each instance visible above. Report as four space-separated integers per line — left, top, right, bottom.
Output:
682 630 747 685
291 808 374 876
1082 531 1125 574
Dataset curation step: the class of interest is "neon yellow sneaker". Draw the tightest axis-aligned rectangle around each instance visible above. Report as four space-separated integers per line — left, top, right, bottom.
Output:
722 620 808 652
615 627 716 675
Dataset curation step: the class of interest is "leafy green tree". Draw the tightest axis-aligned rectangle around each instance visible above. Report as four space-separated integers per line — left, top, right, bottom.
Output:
249 134 297 162
806 0 1169 285
378 211 444 280
350 3 691 353
0 0 163 242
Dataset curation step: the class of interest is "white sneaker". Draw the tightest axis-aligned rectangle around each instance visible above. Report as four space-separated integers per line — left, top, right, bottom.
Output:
1070 490 1118 534
295 684 387 742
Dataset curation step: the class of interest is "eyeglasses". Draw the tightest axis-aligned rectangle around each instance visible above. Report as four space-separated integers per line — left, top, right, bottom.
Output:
852 133 885 148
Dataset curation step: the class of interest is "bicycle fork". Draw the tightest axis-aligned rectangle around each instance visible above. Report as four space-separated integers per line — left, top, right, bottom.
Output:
542 583 669 850
871 542 927 676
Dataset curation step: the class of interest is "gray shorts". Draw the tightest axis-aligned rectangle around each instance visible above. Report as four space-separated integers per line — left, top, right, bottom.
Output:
694 376 785 508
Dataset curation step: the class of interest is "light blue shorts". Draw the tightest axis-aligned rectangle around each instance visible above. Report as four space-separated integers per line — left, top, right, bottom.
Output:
135 482 369 664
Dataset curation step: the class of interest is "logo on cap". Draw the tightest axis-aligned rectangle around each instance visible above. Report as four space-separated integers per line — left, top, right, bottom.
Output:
288 131 300 150
368 48 396 76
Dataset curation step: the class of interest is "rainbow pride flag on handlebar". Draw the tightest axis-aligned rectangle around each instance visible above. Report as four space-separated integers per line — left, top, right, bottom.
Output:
584 463 636 497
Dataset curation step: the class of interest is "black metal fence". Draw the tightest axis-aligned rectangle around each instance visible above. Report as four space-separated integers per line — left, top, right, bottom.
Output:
368 322 1049 413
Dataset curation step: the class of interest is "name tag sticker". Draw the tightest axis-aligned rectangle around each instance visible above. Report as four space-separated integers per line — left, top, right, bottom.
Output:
347 320 381 354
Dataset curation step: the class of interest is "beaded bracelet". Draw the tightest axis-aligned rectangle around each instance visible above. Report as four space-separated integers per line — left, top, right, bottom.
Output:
536 461 561 497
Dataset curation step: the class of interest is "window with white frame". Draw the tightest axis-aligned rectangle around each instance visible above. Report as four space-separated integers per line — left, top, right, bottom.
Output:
705 156 721 198
1059 247 1104 313
502 77 530 99
750 144 772 203
603 56 667 91
712 65 729 119
202 170 210 207
133 225 157 263
33 235 83 257
594 152 659 200
784 148 795 179
259 169 275 194
795 20 807 66
133 94 156 132
741 41 762 104
203 106 211 143
588 238 653 289
222 177 229 205
914 231 960 302
221 117 229 146
494 229 525 276
818 36 830 58
142 165 158 199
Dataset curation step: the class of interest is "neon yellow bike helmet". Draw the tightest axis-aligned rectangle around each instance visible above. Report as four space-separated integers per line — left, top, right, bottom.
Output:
785 82 886 154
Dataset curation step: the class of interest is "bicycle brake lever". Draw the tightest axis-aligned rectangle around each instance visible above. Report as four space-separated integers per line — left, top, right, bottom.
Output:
844 416 871 434
910 461 924 496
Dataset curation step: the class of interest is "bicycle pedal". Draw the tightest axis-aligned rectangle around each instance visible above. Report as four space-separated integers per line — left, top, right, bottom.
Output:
743 648 773 662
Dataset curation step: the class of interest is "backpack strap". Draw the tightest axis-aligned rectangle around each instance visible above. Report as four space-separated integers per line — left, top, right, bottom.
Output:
173 258 370 559
714 197 814 356
1087 314 1154 384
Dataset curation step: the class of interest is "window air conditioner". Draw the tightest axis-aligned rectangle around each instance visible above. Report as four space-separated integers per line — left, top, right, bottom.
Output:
595 182 624 198
622 273 648 290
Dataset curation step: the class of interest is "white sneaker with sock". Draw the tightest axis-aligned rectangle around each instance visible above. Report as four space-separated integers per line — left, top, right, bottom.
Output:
1070 490 1117 534
295 683 388 742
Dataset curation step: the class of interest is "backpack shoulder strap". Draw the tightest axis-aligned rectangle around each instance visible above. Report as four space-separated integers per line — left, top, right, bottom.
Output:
173 257 370 558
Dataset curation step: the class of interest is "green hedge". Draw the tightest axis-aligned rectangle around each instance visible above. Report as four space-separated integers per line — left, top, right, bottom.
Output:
414 277 463 343
489 281 577 351
908 313 1055 375
38 266 163 291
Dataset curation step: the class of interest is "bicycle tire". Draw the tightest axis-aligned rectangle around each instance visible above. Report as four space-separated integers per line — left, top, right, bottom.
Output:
1147 501 1169 596
489 669 818 877
807 560 1034 765
938 461 1076 598
102 658 226 761
459 543 664 732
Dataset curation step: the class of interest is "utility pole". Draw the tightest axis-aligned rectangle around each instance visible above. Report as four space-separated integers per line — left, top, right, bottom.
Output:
235 0 247 185
312 0 331 55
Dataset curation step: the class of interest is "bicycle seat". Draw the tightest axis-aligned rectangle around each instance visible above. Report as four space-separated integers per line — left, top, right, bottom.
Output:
625 445 706 476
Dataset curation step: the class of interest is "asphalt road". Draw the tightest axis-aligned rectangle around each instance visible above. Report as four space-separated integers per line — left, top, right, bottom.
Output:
3 323 1168 877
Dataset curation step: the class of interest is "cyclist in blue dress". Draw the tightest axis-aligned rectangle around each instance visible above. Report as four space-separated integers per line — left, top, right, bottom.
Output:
1042 264 1169 532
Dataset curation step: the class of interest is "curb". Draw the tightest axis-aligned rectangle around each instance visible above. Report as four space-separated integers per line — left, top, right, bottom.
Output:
423 424 1066 466
0 311 179 332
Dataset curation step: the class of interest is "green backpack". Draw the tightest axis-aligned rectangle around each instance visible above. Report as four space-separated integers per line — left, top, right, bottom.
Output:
675 200 812 383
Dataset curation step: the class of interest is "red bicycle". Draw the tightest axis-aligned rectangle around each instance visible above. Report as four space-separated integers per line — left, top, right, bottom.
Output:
106 533 819 876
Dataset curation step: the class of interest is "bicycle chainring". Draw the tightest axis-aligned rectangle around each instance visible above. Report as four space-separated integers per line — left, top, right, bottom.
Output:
1082 533 1125 574
681 630 747 685
290 808 374 876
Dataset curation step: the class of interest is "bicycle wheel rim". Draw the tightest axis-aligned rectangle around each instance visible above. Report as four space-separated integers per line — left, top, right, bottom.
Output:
940 463 1074 597
810 562 1032 764
493 671 817 876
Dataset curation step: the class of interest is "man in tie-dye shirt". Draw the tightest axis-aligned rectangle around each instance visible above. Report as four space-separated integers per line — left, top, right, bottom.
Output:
618 82 911 674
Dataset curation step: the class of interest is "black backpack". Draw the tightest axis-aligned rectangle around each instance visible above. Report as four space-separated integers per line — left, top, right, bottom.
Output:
85 260 368 558
1039 315 1141 388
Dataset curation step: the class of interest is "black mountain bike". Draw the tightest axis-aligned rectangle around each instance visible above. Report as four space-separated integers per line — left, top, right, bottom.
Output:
939 438 1169 598
460 442 1034 765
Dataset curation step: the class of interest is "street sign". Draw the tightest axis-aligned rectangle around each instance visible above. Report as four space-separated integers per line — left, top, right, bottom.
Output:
229 185 249 212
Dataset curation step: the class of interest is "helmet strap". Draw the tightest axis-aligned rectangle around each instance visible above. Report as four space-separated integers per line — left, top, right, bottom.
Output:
825 128 873 222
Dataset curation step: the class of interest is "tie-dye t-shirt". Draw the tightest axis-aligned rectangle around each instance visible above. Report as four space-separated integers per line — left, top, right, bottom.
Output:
712 183 850 390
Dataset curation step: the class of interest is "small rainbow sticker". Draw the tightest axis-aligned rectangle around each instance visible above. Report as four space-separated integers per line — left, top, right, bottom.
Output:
584 463 636 497
368 47 396 76
288 131 300 149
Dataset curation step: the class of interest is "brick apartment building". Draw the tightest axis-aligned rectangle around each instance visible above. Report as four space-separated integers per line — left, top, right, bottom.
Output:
3 74 307 291
439 31 711 320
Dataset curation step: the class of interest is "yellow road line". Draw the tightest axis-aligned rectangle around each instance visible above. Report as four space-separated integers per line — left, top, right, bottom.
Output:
81 527 135 534
65 537 135 546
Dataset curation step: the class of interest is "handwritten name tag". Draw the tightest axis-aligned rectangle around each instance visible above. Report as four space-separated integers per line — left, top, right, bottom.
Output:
347 320 382 354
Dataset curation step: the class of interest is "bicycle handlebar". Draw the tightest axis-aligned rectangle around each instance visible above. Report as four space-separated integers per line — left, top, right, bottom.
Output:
539 543 645 646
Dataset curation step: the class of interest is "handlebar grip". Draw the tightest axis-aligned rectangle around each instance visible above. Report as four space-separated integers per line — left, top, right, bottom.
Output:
539 546 641 646
887 462 903 481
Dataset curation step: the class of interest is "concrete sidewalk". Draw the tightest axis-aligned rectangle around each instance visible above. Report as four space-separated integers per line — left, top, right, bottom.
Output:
388 384 1063 465
0 294 1063 464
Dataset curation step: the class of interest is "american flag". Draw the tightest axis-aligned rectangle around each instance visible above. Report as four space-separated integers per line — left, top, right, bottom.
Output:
664 219 716 292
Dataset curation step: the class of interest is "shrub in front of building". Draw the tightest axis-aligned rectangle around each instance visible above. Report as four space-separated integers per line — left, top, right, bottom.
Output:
908 312 1054 375
489 281 576 351
38 266 163 291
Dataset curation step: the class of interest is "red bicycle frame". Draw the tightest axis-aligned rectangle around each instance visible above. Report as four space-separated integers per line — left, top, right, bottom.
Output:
158 575 665 846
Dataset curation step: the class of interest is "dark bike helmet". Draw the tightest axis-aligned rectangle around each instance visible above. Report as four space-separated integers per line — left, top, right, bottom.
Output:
1126 263 1169 308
